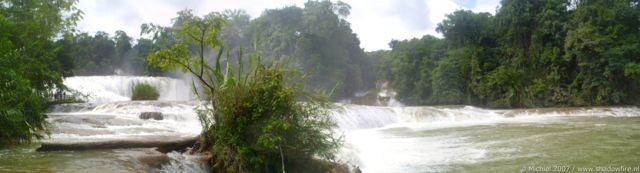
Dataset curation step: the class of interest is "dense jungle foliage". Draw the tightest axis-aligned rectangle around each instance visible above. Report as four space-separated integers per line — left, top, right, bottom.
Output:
0 0 81 143
379 0 640 108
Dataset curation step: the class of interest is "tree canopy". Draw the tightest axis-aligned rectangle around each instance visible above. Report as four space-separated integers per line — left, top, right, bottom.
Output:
0 0 81 143
382 0 640 108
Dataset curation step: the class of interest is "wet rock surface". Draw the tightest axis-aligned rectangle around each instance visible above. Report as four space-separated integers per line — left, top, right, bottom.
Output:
132 148 171 169
140 112 163 120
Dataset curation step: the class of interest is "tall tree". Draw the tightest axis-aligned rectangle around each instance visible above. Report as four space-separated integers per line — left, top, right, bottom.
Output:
250 0 373 99
0 0 82 143
382 0 640 108
114 30 132 72
564 0 640 105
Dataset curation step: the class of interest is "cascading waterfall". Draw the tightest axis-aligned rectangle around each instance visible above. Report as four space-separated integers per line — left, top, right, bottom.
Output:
64 76 195 103
331 105 640 131
49 76 202 143
42 76 205 172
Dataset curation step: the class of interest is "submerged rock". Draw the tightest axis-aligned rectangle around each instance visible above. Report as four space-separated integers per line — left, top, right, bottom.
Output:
140 112 163 120
133 148 171 169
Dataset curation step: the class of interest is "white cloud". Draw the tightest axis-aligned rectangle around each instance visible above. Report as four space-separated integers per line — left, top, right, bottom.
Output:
427 0 461 33
471 0 500 14
76 0 500 51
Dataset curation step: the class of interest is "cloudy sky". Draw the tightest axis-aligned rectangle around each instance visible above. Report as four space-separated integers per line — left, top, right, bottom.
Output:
76 0 500 51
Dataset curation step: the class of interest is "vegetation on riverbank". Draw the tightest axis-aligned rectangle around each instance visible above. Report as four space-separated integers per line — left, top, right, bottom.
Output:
0 0 82 144
377 0 640 108
144 10 341 172
131 83 160 100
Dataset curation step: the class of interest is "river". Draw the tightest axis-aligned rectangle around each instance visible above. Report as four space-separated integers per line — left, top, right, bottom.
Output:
1 76 639 172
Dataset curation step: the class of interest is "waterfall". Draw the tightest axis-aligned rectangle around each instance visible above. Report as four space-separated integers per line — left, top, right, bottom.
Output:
333 105 640 172
64 76 195 103
331 105 640 131
50 76 640 173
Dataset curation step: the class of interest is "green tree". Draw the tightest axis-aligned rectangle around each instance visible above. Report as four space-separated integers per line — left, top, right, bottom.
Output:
249 0 374 99
564 0 640 105
144 10 341 172
0 0 82 143
114 30 132 72
436 10 497 105
0 49 47 144
383 0 640 108
386 36 445 105
133 38 165 76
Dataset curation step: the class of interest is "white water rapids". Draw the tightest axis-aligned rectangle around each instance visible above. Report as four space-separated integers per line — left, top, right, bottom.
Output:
44 76 640 172
331 105 640 172
63 76 195 103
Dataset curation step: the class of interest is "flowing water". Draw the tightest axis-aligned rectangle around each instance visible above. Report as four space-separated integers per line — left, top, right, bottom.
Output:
1 76 208 172
1 76 640 172
334 105 640 173
63 76 195 103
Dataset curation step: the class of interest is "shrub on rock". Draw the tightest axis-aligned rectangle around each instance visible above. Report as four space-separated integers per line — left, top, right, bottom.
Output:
132 83 159 100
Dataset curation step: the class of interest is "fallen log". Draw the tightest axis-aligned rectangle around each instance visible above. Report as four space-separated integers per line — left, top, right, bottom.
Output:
37 137 198 153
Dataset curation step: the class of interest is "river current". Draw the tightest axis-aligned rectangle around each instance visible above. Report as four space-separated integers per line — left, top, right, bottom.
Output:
1 76 639 172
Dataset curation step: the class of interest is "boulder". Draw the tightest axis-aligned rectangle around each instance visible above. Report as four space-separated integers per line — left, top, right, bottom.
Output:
140 112 163 120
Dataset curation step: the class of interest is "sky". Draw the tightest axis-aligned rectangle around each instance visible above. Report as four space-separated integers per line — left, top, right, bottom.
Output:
76 0 500 51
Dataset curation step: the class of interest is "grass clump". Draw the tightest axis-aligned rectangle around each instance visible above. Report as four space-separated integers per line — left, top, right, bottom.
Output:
131 83 159 100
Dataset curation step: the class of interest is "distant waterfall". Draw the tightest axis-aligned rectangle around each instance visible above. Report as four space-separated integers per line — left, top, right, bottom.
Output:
64 76 195 103
331 105 640 131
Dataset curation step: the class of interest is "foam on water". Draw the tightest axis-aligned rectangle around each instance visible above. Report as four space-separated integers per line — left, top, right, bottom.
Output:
46 101 202 143
340 131 487 173
331 105 640 131
50 76 640 172
160 151 210 173
332 105 640 172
